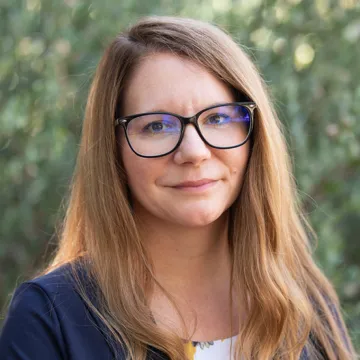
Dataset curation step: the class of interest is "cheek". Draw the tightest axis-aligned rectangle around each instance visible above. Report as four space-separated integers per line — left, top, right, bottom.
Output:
122 154 149 192
121 145 165 200
120 137 141 190
226 153 249 207
223 145 250 178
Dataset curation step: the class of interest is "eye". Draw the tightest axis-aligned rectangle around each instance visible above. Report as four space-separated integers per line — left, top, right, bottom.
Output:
205 113 231 126
144 121 165 132
142 118 180 135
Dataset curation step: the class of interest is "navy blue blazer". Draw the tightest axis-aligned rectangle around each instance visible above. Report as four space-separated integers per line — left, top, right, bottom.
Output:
0 263 333 359
0 263 168 360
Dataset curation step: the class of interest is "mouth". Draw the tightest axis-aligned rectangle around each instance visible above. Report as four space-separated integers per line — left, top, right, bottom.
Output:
172 179 218 191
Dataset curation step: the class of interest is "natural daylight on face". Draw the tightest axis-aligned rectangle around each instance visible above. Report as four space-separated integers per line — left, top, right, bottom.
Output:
119 52 250 228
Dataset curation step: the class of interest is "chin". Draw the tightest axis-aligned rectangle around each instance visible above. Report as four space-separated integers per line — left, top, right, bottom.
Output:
171 208 225 228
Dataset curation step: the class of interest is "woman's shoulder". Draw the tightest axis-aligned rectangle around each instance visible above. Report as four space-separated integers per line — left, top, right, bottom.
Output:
6 260 106 332
26 262 77 292
29 261 91 298
9 262 92 315
4 262 82 319
0 262 121 360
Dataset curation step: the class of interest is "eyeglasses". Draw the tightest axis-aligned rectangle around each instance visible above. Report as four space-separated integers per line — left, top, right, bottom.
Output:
114 102 256 158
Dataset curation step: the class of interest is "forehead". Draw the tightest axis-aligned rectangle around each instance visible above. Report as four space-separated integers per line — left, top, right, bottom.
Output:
122 52 235 117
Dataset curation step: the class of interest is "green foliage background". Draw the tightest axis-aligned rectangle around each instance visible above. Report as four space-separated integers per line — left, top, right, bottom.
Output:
1 0 359 350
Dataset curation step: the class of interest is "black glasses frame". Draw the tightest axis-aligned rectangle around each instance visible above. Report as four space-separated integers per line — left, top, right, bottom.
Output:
114 101 257 158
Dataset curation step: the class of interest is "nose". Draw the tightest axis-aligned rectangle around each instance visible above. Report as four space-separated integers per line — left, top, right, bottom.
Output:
173 124 211 166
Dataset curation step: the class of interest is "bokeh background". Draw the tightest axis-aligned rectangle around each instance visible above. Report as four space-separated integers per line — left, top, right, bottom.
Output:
1 0 359 350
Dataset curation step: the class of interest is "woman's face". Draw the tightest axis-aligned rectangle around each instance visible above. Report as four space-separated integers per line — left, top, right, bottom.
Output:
119 53 250 227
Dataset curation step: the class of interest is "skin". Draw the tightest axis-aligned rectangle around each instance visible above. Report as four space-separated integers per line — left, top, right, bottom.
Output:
119 52 250 341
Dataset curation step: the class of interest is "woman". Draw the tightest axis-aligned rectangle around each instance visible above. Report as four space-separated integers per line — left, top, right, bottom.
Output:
0 16 356 360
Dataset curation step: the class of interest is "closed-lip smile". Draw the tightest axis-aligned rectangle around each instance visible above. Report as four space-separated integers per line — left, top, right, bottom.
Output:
173 179 216 188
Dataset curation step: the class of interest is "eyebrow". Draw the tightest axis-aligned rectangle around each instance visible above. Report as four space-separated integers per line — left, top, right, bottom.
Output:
142 102 234 115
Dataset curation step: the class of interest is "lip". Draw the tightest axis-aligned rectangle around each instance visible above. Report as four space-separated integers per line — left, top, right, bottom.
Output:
172 179 217 191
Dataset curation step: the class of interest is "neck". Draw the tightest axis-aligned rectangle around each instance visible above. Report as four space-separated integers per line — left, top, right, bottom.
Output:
135 206 232 294
134 204 240 340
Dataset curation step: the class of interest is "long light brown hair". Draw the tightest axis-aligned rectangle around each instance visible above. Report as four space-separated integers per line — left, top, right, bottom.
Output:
43 16 356 359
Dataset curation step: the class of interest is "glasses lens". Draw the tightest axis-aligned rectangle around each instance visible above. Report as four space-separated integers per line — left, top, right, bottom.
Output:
126 113 181 156
198 104 251 148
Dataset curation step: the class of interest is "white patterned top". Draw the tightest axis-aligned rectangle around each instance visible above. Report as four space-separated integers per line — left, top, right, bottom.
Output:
184 334 238 360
